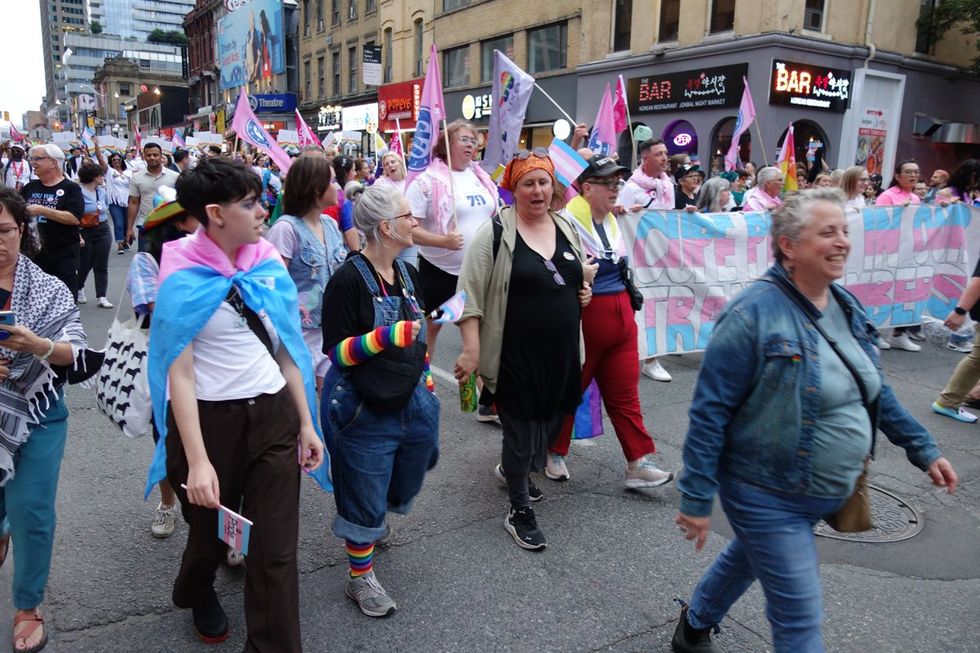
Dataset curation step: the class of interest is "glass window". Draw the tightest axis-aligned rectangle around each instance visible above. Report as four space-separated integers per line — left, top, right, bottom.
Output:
659 0 680 42
366 0 375 13
710 0 735 33
317 56 324 98
527 22 566 74
804 0 825 31
413 19 423 77
443 0 470 10
331 0 340 26
119 83 130 96
316 0 323 31
332 50 340 96
915 0 937 54
348 0 357 21
304 60 312 98
480 35 513 83
303 0 310 36
383 27 392 83
613 0 632 51
348 45 357 92
443 45 469 88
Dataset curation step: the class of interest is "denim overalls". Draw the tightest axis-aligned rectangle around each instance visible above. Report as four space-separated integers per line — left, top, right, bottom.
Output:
278 214 345 330
320 255 440 544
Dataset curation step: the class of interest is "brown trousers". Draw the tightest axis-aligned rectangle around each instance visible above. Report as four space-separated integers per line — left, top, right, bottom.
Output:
166 388 302 653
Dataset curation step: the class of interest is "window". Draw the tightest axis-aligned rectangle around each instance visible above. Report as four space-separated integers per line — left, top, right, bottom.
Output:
443 0 470 9
316 0 323 31
348 45 357 92
527 22 566 73
303 0 310 36
804 0 825 31
443 45 469 87
613 0 632 51
366 0 376 13
331 0 340 26
413 19 424 77
710 0 735 33
119 83 130 96
317 56 325 97
332 50 340 96
480 35 513 83
383 27 392 83
915 0 938 54
348 0 357 22
304 60 311 98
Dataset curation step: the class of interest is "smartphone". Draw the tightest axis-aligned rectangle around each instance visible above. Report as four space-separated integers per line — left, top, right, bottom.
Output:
0 311 15 326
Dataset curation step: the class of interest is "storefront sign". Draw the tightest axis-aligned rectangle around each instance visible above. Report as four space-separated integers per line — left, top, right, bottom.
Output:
855 107 888 176
342 103 379 132
248 93 297 114
662 119 699 156
462 93 493 121
363 45 382 87
769 59 851 113
627 64 747 114
318 106 342 132
378 80 422 131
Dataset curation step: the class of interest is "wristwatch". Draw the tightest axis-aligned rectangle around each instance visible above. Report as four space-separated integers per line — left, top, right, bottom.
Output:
954 306 967 316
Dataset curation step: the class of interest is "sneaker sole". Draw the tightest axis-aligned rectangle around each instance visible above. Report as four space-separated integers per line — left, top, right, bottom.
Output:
544 469 569 481
477 414 501 423
625 471 675 489
504 514 547 551
931 402 978 423
345 587 397 618
193 626 229 644
150 529 175 539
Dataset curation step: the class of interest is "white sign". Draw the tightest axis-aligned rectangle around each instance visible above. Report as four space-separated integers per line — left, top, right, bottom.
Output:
341 103 378 132
276 129 299 146
462 94 493 121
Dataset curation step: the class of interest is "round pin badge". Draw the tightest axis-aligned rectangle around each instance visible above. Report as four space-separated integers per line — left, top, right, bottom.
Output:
55 189 65 197
563 251 575 260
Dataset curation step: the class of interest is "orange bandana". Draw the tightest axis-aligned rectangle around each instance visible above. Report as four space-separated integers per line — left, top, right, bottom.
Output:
501 155 555 191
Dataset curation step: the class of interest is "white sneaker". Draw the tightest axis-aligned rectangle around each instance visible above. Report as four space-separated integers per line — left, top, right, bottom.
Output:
150 502 176 538
625 457 674 488
642 359 672 382
97 296 114 309
948 341 973 354
544 453 569 481
888 333 922 352
76 289 87 304
878 338 891 350
225 546 245 567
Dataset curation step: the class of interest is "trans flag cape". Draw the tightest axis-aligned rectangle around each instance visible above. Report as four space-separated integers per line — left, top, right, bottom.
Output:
145 229 330 497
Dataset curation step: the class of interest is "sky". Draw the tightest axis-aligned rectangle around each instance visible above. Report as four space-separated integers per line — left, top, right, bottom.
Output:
2 3 48 126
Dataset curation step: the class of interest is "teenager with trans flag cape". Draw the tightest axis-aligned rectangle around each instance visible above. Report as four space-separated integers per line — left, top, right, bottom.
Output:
231 91 293 173
481 50 534 175
405 44 445 186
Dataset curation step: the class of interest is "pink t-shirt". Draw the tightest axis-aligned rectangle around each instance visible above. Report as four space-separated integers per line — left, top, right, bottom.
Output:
875 186 921 207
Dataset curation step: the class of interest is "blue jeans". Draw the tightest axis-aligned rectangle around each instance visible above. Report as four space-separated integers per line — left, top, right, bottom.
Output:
686 475 845 653
0 389 69 609
320 369 439 543
108 203 127 244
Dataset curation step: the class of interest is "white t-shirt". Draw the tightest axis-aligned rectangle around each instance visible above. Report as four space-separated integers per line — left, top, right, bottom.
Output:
408 166 496 276
191 301 285 401
619 172 674 210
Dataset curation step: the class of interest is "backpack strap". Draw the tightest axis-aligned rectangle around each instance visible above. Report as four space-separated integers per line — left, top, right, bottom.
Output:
491 214 503 263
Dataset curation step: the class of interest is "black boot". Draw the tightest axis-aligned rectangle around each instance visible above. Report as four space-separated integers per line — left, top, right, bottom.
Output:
671 604 721 652
192 589 229 644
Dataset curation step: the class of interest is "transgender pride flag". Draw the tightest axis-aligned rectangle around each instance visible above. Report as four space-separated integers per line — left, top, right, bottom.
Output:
549 137 589 200
171 127 185 149
218 504 253 556
430 290 466 324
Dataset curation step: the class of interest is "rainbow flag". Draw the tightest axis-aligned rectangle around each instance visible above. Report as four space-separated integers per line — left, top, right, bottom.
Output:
778 123 798 193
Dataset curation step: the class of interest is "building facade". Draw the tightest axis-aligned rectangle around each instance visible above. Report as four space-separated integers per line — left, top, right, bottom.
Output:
92 57 187 137
86 0 194 40
183 0 222 131
40 0 91 123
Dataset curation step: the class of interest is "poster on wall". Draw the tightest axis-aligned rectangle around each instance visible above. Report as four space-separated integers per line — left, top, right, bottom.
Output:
855 107 887 176
217 0 285 91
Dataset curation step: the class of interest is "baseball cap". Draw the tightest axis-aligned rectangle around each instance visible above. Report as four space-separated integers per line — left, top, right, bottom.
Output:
576 154 629 187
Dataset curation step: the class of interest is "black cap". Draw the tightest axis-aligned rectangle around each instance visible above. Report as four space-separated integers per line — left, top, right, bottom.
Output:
673 163 702 182
576 154 629 187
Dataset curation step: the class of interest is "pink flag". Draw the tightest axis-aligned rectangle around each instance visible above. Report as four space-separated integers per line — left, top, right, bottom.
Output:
231 92 293 173
405 44 445 186
134 130 143 152
8 125 24 143
295 109 321 148
725 76 757 172
613 75 629 133
388 128 403 158
587 83 617 157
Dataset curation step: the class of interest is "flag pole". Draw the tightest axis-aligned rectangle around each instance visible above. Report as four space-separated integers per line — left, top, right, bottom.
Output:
396 117 405 156
620 75 636 167
441 118 458 232
754 122 768 167
533 83 575 125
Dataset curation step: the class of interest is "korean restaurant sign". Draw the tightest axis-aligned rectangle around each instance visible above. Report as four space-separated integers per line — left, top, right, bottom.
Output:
768 59 851 113
626 64 747 113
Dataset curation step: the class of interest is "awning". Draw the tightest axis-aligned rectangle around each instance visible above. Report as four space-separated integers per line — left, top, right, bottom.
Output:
913 115 980 144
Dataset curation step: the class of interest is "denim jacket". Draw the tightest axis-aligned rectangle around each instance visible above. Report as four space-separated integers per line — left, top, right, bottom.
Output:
677 262 942 517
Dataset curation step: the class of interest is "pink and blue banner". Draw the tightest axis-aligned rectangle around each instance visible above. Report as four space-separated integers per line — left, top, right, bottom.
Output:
405 44 445 186
295 109 321 148
619 204 980 357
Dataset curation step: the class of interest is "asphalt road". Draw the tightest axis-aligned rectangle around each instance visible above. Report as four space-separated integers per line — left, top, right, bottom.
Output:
2 250 977 652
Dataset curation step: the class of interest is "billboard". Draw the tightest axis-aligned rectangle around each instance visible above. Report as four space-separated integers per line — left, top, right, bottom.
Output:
217 0 285 91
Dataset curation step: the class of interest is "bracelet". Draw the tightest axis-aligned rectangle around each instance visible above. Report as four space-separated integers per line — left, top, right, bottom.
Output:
954 307 967 316
38 338 56 361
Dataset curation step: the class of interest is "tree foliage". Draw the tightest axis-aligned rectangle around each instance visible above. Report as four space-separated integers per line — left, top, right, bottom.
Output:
917 0 980 73
90 20 103 34
146 29 188 46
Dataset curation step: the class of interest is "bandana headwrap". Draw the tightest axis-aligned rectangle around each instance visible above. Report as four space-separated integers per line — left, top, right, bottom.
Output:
500 154 555 192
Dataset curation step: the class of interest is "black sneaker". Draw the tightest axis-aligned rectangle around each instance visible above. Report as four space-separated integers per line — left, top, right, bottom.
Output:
504 505 546 551
671 604 720 653
192 589 229 644
477 404 501 424
494 464 543 502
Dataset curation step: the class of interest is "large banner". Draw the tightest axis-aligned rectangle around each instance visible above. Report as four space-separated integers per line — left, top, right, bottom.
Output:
217 0 285 91
620 204 980 357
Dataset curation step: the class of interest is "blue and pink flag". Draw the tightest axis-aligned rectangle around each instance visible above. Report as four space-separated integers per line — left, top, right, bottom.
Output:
171 127 185 149
80 126 96 150
587 83 618 157
218 504 253 556
405 44 445 186
295 109 322 148
725 77 756 171
549 137 589 199
231 92 293 173
430 290 467 324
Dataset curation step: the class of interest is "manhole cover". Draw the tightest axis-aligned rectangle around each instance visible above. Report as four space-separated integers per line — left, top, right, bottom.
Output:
814 484 923 542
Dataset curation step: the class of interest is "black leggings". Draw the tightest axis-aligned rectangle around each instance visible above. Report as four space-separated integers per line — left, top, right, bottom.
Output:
78 223 112 297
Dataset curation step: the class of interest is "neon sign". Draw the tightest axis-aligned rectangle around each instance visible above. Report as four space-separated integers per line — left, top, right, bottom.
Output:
769 59 851 113
627 64 747 114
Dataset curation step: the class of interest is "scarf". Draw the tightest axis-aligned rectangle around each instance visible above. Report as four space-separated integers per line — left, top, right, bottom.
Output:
0 255 85 486
628 167 675 209
424 158 499 234
564 195 625 262
145 229 330 497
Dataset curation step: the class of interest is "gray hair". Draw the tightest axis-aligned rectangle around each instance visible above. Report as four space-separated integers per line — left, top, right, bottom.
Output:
354 184 403 244
695 177 730 212
755 166 782 187
770 188 847 262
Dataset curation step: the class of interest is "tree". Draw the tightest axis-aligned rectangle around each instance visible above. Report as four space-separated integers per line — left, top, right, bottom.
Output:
90 20 102 34
917 0 980 74
146 29 188 46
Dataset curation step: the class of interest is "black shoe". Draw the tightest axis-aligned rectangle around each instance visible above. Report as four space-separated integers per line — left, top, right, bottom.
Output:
192 590 229 644
527 477 543 502
504 505 546 551
963 397 980 409
671 604 720 652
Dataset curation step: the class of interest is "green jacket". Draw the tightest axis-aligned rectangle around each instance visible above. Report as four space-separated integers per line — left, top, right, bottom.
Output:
457 205 586 394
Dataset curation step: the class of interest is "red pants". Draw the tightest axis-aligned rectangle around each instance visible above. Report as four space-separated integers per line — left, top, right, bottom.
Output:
550 291 656 461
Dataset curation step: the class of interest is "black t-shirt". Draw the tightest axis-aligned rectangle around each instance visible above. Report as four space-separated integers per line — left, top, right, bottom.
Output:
970 258 980 322
675 191 697 210
21 178 83 253
321 253 425 352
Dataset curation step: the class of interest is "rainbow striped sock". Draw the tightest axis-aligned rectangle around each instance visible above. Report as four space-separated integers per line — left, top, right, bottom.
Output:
346 540 374 578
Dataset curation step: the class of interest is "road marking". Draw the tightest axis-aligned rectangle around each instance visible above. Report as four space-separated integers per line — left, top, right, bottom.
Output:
430 364 458 386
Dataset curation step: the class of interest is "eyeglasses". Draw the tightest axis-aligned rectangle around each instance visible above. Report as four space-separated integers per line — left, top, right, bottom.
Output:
456 135 478 146
392 211 414 220
543 259 566 286
30 156 49 163
585 178 625 191
513 147 550 161
0 226 20 238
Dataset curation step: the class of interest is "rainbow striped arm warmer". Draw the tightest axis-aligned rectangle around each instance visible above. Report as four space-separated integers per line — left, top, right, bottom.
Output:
423 351 435 393
328 320 415 367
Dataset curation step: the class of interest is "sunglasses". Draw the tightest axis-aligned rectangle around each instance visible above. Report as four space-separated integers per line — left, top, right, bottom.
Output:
543 259 565 286
513 147 550 161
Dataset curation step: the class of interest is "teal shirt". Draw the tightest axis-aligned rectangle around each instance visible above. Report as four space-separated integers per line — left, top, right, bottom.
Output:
809 299 881 498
